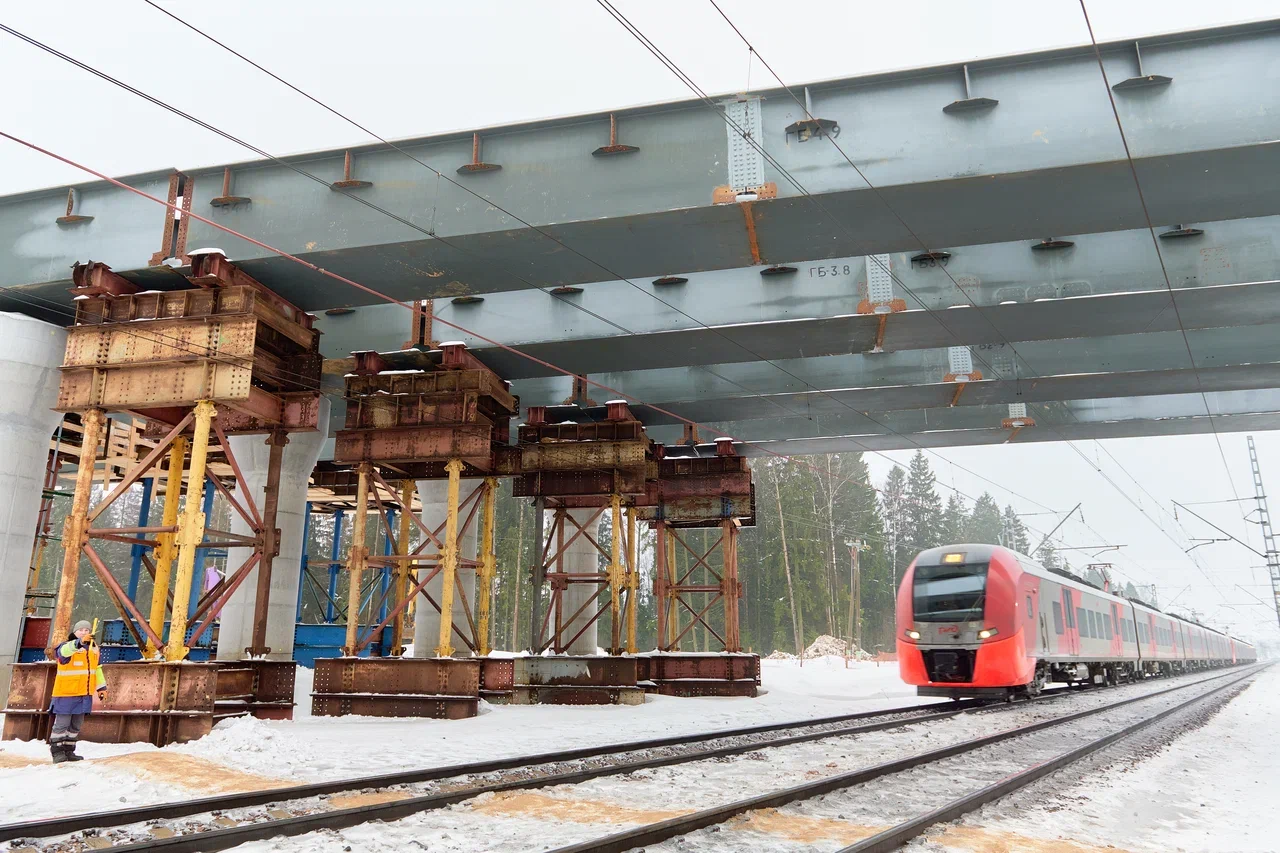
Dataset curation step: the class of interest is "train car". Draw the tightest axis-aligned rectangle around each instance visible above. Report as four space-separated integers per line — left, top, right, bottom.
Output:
897 543 1256 699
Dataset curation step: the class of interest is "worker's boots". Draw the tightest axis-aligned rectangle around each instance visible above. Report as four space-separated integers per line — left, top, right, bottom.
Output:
49 741 83 764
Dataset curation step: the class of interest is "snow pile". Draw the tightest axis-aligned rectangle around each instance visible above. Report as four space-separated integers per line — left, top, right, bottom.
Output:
766 635 873 660
176 714 332 778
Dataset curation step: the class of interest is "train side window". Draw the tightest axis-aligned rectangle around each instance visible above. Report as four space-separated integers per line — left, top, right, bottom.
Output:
1104 614 1112 639
1076 607 1087 635
1052 601 1064 634
1026 595 1033 615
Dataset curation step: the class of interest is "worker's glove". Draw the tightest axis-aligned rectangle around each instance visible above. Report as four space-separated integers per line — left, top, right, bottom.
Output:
96 688 107 701
79 637 92 650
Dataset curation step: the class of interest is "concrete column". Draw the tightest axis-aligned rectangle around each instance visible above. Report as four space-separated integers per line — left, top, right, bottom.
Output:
563 508 599 655
0 314 66 699
217 396 329 661
413 478 478 658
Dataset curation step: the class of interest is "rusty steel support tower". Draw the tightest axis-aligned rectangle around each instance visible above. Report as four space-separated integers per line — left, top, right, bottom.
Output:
310 342 515 719
1247 435 1280 630
3 251 320 745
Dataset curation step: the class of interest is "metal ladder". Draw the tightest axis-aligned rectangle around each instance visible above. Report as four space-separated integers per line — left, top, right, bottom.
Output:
1247 435 1280 629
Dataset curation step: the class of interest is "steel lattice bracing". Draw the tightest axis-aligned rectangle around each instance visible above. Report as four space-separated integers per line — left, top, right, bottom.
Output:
1247 436 1280 629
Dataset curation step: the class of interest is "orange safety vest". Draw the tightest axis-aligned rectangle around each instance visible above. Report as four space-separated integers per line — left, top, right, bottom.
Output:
52 640 106 698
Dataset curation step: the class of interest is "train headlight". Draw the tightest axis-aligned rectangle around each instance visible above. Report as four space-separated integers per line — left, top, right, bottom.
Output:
905 629 921 640
978 628 999 640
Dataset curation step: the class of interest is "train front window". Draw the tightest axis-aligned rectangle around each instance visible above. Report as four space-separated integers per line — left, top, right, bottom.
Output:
912 562 988 622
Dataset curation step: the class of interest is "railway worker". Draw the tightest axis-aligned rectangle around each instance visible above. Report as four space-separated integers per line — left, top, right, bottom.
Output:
48 619 107 764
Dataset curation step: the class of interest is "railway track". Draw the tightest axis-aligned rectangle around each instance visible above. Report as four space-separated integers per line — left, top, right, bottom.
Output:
549 663 1266 853
1 666 1253 852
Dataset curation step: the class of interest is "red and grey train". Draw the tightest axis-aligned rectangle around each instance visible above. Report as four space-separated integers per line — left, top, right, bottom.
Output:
897 544 1258 699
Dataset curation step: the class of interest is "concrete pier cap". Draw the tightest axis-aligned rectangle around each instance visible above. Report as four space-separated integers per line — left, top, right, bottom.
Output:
218 395 331 661
413 477 478 658
0 313 66 699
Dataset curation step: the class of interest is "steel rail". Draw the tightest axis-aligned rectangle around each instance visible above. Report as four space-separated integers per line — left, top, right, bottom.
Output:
7 667 1245 851
836 664 1265 853
548 664 1265 853
0 695 985 842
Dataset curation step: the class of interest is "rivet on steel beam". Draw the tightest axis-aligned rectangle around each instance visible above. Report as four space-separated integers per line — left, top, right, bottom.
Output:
760 265 798 276
1112 41 1173 91
652 276 688 286
592 113 640 156
1031 238 1074 251
457 133 502 174
783 87 840 141
943 64 999 114
330 150 373 190
210 167 251 207
1159 224 1204 239
56 187 94 225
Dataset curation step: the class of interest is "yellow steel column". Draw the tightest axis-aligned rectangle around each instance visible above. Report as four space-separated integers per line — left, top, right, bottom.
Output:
165 401 215 660
435 460 464 657
608 493 623 654
50 407 105 652
475 476 497 656
625 506 638 654
389 479 414 655
146 436 187 656
342 463 370 656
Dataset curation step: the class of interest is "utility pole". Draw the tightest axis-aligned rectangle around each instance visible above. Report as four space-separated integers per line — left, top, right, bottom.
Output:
846 540 867 656
1247 435 1280 630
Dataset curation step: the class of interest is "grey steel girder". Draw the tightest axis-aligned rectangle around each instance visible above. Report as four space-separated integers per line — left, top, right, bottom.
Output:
737 410 1280 455
1 21 1277 311
496 324 1280 412
642 387 1280 447
305 213 1280 370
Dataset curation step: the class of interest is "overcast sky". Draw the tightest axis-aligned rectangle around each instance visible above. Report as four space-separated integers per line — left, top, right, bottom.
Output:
3 1 1278 643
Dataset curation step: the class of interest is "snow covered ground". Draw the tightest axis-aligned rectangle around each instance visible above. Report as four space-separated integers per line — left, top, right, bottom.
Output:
908 665 1277 853
0 655 916 824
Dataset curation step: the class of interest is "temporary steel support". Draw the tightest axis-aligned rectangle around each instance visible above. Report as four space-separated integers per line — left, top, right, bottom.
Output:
333 465 488 659
435 459 464 658
326 510 344 623
248 430 288 656
342 463 371 656
146 437 186 656
653 519 743 653
126 477 154 600
389 482 414 654
49 407 105 651
531 500 640 655
1247 435 1280 629
166 401 215 660
475 477 498 656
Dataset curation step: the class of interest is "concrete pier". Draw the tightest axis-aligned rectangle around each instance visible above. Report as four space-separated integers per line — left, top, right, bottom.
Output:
218 397 330 661
0 313 65 698
413 478 478 658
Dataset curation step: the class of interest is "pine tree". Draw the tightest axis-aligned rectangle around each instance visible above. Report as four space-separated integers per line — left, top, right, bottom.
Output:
965 492 1003 544
903 452 943 555
1000 504 1031 553
940 492 968 545
881 465 911 580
